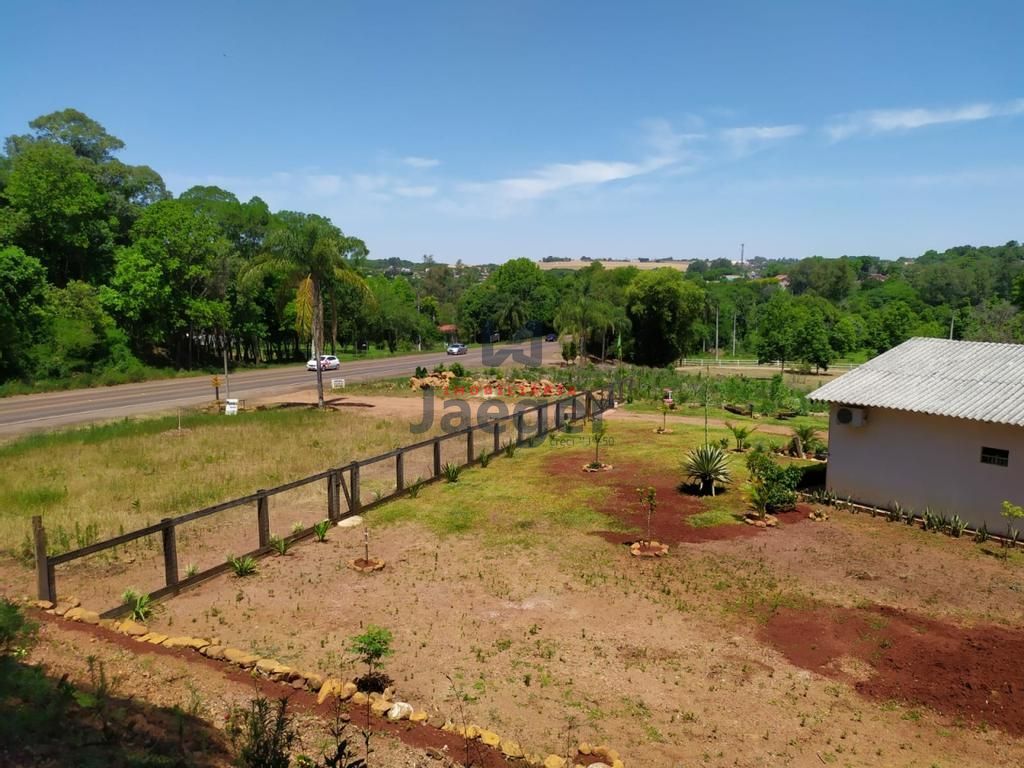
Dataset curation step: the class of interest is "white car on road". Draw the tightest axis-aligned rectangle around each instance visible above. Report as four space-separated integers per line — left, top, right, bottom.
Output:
307 355 341 371
446 343 468 355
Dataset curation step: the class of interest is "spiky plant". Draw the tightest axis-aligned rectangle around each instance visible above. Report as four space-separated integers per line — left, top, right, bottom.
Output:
682 444 731 496
790 424 822 456
228 555 258 577
441 462 462 483
312 519 331 542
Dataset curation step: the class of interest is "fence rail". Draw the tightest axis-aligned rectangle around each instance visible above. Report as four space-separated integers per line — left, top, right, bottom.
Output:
33 386 621 618
678 358 859 371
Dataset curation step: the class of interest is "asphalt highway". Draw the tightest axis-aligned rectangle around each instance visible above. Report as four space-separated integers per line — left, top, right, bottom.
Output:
0 342 556 437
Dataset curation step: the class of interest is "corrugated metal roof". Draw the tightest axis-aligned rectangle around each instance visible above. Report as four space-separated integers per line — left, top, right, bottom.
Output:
808 337 1024 426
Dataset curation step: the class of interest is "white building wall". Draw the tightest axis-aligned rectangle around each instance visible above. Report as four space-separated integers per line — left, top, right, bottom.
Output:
826 405 1024 531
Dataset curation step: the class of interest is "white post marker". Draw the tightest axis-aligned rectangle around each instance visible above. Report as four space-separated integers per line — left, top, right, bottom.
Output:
225 398 239 416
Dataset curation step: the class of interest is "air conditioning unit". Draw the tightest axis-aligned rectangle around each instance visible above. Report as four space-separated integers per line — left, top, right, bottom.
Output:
836 406 867 427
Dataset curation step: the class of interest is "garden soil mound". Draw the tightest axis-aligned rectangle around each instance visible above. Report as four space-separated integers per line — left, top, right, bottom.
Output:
759 602 1024 736
548 454 806 544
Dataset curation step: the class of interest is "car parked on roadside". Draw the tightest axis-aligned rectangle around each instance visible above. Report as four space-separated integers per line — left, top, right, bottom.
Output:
307 355 341 371
545 332 557 342
446 343 468 355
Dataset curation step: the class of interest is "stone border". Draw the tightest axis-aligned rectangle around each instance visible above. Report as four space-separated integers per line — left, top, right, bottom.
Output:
27 598 627 768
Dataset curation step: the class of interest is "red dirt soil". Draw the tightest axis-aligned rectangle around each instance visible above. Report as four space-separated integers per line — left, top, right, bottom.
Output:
547 453 808 544
36 612 514 768
759 602 1024 736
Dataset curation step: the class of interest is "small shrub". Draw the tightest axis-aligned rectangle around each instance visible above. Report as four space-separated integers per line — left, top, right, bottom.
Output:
974 523 989 543
441 462 462 483
121 588 153 621
291 521 304 535
948 515 968 538
886 502 902 523
683 444 731 496
227 695 297 768
349 625 394 692
1001 501 1024 548
450 362 466 377
414 366 428 378
718 437 730 450
0 598 38 657
406 478 423 498
185 563 199 578
503 441 517 458
313 520 331 542
270 536 290 556
790 424 822 456
745 451 801 511
432 363 446 374
725 422 757 451
478 450 490 468
228 554 258 577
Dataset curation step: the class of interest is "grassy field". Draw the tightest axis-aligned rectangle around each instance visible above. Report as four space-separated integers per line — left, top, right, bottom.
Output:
0 406 429 557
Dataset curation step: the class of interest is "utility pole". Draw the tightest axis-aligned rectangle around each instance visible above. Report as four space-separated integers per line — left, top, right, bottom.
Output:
740 243 745 270
223 345 230 399
732 311 737 357
714 305 720 364
949 314 955 340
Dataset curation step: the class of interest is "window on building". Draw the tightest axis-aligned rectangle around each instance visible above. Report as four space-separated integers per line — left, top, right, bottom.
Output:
980 446 1009 467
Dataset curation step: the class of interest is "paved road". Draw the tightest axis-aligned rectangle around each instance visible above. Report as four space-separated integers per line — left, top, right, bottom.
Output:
0 342 559 438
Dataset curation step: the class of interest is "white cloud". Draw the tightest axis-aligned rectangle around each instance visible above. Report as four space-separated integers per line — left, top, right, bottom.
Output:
402 156 441 169
721 124 805 154
826 99 1024 140
394 185 437 198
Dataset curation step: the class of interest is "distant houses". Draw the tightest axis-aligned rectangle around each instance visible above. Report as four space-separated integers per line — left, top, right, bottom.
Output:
810 338 1024 531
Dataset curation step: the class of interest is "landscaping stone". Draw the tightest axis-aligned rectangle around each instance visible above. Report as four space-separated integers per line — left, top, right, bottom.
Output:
223 648 259 667
440 720 456 733
65 607 100 624
386 702 413 721
544 756 567 768
98 618 118 630
304 673 324 691
34 600 54 610
339 681 357 700
370 698 392 717
140 632 169 645
118 619 149 637
578 743 593 756
500 739 524 758
291 678 306 690
255 658 279 675
336 515 364 528
203 646 226 660
409 710 429 723
54 598 80 616
350 691 369 706
587 764 612 768
163 636 208 650
479 729 500 747
316 678 345 705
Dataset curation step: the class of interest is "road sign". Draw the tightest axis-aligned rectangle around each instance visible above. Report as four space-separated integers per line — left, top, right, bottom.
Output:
225 398 239 416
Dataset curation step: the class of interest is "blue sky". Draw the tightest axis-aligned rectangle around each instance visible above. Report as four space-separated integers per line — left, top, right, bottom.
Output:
2 1 1023 264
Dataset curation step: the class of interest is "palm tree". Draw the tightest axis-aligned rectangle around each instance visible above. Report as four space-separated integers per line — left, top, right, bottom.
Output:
248 213 369 409
725 421 757 451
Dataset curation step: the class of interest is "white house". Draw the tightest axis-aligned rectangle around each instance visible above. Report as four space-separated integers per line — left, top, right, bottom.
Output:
809 337 1024 531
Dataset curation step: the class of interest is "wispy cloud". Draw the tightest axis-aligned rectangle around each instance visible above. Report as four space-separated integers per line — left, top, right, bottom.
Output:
826 99 1024 140
402 156 441 169
721 124 804 154
394 185 437 198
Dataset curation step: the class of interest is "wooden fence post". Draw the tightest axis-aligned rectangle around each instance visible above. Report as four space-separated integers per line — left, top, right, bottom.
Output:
586 391 593 419
572 395 578 421
395 450 405 492
350 463 361 513
256 491 270 547
493 421 501 454
433 438 442 477
466 428 475 464
161 519 179 587
327 470 340 521
554 400 562 429
537 404 546 436
32 516 54 603
516 412 525 443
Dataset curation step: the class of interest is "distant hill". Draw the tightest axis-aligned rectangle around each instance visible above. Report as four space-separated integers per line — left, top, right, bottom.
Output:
537 258 691 271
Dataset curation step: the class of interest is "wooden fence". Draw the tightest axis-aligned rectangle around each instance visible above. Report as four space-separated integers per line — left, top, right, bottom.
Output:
32 386 621 618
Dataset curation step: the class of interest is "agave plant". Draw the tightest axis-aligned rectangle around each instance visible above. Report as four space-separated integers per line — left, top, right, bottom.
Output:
441 462 462 483
683 444 731 496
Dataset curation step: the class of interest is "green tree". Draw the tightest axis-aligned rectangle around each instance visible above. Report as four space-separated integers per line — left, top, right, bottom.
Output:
2 142 114 284
625 268 704 366
755 292 796 371
0 247 48 378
